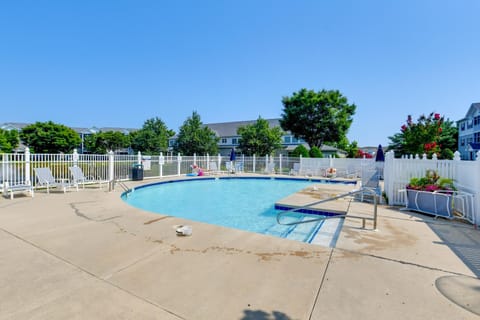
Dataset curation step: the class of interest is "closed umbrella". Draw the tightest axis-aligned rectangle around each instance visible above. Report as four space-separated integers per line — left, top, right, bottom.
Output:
229 148 236 173
375 145 385 162
375 144 384 180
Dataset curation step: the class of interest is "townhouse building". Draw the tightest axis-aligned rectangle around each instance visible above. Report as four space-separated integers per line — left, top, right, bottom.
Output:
457 103 480 160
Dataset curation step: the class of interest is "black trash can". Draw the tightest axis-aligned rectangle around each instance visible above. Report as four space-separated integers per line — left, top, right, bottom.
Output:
131 163 144 181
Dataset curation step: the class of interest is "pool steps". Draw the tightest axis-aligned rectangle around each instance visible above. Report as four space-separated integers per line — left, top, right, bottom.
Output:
263 215 341 246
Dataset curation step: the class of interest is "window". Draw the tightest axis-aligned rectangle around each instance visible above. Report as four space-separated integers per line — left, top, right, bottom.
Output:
461 122 465 131
475 116 480 126
232 138 238 145
221 138 227 144
284 136 291 143
461 139 465 146
475 132 480 143
292 137 298 143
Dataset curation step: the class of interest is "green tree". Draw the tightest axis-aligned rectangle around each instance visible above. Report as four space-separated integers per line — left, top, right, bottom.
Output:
345 140 359 158
174 111 219 155
309 146 323 158
388 113 458 159
20 121 81 153
237 117 283 156
131 117 174 154
0 129 19 153
280 89 356 148
291 145 309 157
85 131 130 154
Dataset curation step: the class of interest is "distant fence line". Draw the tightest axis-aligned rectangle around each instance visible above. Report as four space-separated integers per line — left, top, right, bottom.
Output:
1 148 478 226
0 148 372 184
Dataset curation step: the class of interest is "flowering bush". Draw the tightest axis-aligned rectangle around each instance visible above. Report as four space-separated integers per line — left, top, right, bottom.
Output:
389 112 458 159
406 169 456 193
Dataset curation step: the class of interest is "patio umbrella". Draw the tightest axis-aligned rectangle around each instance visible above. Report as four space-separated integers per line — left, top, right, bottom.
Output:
375 144 385 180
229 148 236 172
375 144 385 162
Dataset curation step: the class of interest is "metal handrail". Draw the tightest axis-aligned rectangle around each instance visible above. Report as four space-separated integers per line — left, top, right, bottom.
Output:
276 187 379 229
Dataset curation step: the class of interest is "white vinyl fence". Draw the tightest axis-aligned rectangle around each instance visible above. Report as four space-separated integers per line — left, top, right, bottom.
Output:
383 150 479 225
1 149 371 186
1 148 478 226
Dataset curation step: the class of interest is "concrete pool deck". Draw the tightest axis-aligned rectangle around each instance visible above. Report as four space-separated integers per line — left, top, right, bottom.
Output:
0 177 479 319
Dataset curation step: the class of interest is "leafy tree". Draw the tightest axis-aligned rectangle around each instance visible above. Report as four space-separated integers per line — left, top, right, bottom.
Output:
131 117 174 154
85 131 130 154
334 136 350 152
388 113 458 159
291 145 309 157
280 89 356 148
345 140 359 158
174 111 219 155
0 129 19 153
309 146 323 158
20 121 81 153
237 117 283 156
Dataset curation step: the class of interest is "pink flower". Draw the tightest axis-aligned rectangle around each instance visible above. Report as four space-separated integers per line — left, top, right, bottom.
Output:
401 124 407 132
425 185 440 192
407 115 412 124
434 113 440 120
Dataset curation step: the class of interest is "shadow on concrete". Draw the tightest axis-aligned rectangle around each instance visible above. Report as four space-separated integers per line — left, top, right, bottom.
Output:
428 221 480 277
241 309 292 320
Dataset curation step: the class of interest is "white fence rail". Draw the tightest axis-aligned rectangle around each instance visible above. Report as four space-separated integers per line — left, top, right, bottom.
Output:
384 150 479 225
1 148 478 227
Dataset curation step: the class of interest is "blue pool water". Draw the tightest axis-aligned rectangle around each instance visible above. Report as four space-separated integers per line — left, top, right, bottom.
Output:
123 177 347 244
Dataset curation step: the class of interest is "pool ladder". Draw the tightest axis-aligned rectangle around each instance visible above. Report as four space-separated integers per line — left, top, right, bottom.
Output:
109 179 134 196
276 187 379 230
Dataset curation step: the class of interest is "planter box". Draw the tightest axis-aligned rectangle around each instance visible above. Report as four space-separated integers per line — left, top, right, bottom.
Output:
406 189 453 219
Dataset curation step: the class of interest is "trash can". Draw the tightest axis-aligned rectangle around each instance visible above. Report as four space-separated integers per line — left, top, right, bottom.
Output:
131 163 144 181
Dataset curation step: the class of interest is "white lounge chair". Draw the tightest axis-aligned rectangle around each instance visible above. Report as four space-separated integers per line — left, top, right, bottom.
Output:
265 162 275 174
235 161 244 173
3 181 34 199
359 167 381 202
34 167 73 193
1 166 34 199
69 166 105 189
290 163 300 176
208 161 221 174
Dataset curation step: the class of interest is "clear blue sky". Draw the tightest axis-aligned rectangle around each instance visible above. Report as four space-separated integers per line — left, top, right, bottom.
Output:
1 0 479 147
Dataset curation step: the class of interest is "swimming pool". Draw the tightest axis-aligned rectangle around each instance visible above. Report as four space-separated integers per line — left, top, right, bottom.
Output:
123 177 351 245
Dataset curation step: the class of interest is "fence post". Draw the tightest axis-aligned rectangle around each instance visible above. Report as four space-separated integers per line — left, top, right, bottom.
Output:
217 154 221 172
177 154 182 176
193 153 197 165
108 150 114 189
137 151 142 165
299 155 302 173
159 152 164 177
279 154 283 174
1 152 6 185
25 147 31 185
72 148 79 167
253 154 256 173
206 154 210 170
265 154 268 173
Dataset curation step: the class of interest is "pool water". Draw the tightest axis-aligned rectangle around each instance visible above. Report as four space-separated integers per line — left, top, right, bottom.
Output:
123 177 345 245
